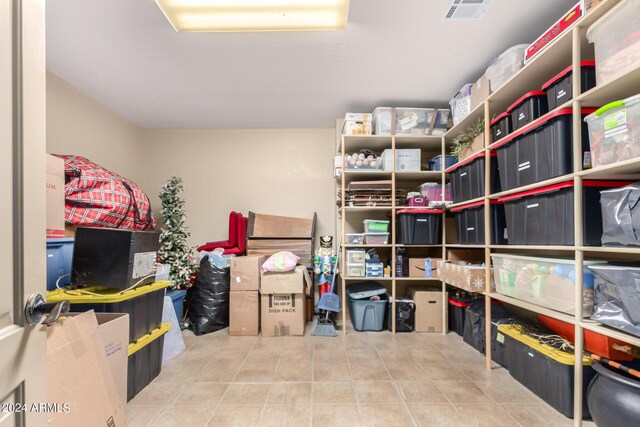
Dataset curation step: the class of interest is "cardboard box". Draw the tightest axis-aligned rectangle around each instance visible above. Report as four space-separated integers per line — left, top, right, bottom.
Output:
382 149 421 172
406 287 443 333
409 258 442 278
260 266 310 337
230 255 266 291
230 290 260 336
470 74 491 110
46 154 65 238
459 133 485 161
47 311 128 426
437 260 494 293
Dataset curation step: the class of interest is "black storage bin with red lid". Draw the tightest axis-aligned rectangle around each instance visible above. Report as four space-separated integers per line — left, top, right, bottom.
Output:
446 151 501 203
396 209 442 245
498 180 632 246
493 108 595 192
448 295 473 336
541 61 596 110
451 200 507 245
490 112 511 143
508 90 549 131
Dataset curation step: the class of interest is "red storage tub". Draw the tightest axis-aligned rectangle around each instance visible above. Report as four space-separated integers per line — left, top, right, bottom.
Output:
538 314 634 361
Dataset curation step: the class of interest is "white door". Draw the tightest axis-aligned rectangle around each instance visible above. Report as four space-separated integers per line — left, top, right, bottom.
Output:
0 1 48 425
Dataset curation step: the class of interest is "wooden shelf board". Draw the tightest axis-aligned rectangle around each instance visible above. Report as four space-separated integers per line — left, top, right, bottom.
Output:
343 244 393 249
394 170 443 181
447 196 486 209
578 246 640 255
341 206 392 212
578 64 640 108
578 157 640 179
395 244 443 248
487 292 577 324
343 135 392 151
489 245 575 251
580 321 640 348
394 135 443 149
489 174 574 199
445 244 485 249
343 277 393 281
394 277 442 282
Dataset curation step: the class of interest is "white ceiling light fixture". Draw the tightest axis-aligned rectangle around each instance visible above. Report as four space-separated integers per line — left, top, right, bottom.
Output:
443 0 492 21
155 0 350 32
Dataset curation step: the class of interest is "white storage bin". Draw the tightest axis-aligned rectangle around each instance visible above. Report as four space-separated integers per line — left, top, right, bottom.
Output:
586 0 640 85
485 44 529 91
346 233 365 245
381 149 421 171
373 107 450 136
346 263 365 277
364 232 389 245
491 253 605 316
449 83 473 126
585 94 640 167
346 249 366 264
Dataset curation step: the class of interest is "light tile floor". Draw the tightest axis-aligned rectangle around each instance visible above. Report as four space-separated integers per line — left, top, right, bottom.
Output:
128 322 596 427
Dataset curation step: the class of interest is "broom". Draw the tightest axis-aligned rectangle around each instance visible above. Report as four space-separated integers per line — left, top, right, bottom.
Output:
311 248 340 337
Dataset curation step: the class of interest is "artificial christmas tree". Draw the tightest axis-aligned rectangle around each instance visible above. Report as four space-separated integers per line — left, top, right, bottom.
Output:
158 176 194 289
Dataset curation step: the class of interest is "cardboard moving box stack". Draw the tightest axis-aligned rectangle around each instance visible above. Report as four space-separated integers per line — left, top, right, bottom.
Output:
260 266 311 337
229 255 266 336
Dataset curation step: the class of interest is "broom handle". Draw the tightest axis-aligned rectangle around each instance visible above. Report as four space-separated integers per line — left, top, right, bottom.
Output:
328 244 340 295
591 354 640 380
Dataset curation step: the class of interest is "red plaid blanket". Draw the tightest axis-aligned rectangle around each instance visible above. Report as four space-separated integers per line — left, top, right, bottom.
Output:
58 155 156 230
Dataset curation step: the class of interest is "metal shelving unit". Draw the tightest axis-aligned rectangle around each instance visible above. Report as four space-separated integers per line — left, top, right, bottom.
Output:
440 1 640 425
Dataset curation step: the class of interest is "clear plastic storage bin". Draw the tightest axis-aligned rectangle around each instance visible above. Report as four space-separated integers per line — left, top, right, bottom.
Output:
346 233 365 245
586 0 640 85
492 254 604 316
373 107 450 136
346 263 365 277
485 44 529 91
363 219 390 233
450 84 473 126
585 94 640 167
419 183 452 203
346 249 366 264
364 232 389 245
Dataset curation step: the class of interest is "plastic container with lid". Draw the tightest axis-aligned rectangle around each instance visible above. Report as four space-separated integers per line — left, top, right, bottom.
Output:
428 154 456 171
584 93 640 167
490 112 511 142
364 232 389 245
586 0 640 85
346 263 366 277
446 151 501 203
498 180 631 246
492 254 604 316
346 249 366 264
419 182 452 202
485 44 529 91
363 219 390 233
541 61 597 109
451 200 507 245
127 323 171 401
507 91 549 131
450 83 474 126
346 233 365 245
373 107 450 136
396 209 443 245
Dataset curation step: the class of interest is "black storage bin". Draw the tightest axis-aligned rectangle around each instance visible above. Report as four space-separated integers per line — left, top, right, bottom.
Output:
507 90 549 131
542 61 597 110
447 151 501 203
600 182 640 247
499 180 631 246
448 295 473 336
386 299 415 332
396 209 442 245
47 281 168 344
463 300 514 368
490 112 511 143
499 324 595 418
494 109 594 191
71 227 160 290
127 323 169 401
451 200 507 245
589 264 640 338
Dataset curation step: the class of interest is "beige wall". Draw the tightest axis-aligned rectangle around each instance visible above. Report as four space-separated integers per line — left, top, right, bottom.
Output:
46 72 143 182
139 129 336 248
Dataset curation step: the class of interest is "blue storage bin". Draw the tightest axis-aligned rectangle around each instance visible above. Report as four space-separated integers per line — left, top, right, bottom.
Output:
428 155 456 171
46 238 74 290
167 289 187 321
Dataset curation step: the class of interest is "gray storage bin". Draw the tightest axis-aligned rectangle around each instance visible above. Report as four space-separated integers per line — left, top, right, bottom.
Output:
347 293 388 332
600 183 640 246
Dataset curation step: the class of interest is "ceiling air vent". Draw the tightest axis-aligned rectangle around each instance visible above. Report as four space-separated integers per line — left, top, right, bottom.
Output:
443 0 492 21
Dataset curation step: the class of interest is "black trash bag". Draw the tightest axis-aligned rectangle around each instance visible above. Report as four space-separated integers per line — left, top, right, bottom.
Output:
187 255 230 336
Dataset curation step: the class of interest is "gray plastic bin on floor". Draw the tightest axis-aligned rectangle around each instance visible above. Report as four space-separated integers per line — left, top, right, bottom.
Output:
346 282 388 332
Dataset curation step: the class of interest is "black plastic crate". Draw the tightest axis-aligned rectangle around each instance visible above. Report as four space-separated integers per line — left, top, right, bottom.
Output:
448 295 473 336
49 282 169 344
72 227 160 290
446 151 501 203
499 180 631 246
451 200 507 245
127 324 170 401
396 209 443 245
494 109 594 192
499 324 594 418
542 61 597 110
462 300 514 368
386 299 415 332
507 90 549 131
490 112 512 143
